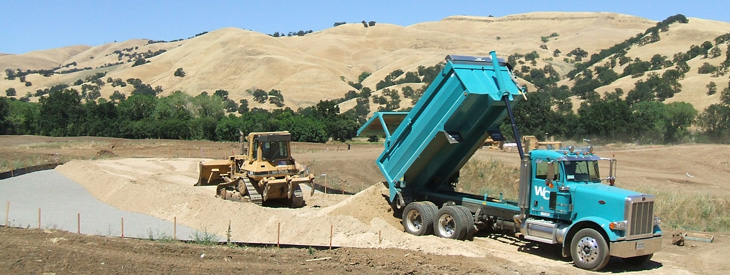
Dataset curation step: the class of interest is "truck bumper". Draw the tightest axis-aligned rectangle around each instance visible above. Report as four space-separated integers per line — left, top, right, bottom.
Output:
610 236 662 258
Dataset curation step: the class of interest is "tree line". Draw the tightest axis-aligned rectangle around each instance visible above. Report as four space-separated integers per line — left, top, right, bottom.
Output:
0 86 361 143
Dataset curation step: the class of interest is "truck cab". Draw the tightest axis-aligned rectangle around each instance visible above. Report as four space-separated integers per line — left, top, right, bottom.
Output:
522 147 662 270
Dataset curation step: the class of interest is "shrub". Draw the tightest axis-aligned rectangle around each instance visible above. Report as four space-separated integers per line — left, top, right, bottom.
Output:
174 67 186 77
5 88 16 97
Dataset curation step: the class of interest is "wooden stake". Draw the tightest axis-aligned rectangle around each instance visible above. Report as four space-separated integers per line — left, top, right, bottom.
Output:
37 208 41 229
379 230 382 244
5 201 9 227
329 224 333 250
227 220 231 245
277 222 281 248
121 217 124 238
174 217 177 240
77 213 80 234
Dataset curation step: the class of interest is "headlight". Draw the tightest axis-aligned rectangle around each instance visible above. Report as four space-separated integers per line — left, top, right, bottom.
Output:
609 220 627 231
654 217 661 226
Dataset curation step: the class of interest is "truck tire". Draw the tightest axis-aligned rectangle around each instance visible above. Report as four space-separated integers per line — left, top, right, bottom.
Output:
454 206 475 240
390 193 404 217
570 228 610 271
402 202 435 236
434 206 468 240
623 254 653 265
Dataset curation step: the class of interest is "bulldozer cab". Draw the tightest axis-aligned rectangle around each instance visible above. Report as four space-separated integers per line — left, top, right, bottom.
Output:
248 132 291 162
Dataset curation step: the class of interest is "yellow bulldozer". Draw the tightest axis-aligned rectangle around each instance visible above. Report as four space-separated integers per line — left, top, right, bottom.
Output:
195 131 314 207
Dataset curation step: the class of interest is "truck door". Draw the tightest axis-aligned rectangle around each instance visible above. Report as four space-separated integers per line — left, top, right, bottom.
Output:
530 159 559 218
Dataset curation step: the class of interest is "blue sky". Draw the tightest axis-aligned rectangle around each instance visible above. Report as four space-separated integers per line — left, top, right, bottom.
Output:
1 0 728 54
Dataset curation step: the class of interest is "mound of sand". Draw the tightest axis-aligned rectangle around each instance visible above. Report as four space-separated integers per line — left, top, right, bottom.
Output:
55 158 496 257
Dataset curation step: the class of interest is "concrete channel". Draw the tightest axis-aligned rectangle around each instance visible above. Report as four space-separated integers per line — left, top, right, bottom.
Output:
0 170 206 241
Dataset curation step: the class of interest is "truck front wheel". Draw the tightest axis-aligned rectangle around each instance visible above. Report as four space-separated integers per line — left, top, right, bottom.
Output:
570 228 610 270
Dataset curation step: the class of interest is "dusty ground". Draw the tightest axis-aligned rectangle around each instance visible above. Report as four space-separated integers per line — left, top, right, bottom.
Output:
0 226 517 274
2 135 730 274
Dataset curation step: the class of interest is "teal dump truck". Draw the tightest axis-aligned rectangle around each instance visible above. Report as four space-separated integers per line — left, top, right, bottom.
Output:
358 52 662 271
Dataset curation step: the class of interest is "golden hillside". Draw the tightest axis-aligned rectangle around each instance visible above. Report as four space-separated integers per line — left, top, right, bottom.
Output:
1 12 729 112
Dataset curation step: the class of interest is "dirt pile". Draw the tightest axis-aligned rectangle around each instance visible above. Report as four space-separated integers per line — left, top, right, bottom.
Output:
55 158 488 257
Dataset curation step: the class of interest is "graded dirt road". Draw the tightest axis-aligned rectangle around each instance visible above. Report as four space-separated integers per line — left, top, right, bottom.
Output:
2 136 730 274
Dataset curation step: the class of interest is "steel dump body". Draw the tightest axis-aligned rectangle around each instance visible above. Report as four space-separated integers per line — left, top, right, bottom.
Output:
359 52 525 201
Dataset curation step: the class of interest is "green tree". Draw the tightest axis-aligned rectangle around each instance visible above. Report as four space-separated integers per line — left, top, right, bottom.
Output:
37 88 84 136
2 99 39 134
722 82 730 104
5 87 16 97
132 58 147 67
110 90 126 103
118 94 157 121
174 67 186 77
553 49 561 57
630 101 666 143
213 89 229 99
622 58 651 77
0 98 10 134
662 102 697 143
650 54 668 70
152 91 193 121
268 89 284 107
575 92 633 141
358 72 371 83
5 69 15 80
277 112 327 142
238 99 249 114
710 46 722 58
402 86 415 98
707 82 717 95
193 93 225 119
697 104 730 143
252 89 268 103
697 62 717 74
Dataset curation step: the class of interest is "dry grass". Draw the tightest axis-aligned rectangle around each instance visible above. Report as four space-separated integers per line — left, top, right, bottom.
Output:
458 157 521 201
636 187 730 233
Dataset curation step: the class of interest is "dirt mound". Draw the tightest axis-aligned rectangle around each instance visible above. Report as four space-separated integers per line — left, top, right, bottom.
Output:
96 149 115 157
323 183 396 225
54 158 519 261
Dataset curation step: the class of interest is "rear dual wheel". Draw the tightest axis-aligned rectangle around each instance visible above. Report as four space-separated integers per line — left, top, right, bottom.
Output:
402 202 437 236
434 205 473 240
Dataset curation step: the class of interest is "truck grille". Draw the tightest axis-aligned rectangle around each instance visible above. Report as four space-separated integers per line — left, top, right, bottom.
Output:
625 195 655 240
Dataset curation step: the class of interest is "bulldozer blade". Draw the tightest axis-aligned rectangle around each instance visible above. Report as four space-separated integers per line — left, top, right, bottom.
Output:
195 160 231 186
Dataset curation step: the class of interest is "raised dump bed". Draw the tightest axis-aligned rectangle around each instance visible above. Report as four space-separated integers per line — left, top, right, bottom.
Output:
359 52 525 203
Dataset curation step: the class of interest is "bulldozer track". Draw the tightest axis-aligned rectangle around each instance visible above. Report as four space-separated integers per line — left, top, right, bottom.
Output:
243 177 263 206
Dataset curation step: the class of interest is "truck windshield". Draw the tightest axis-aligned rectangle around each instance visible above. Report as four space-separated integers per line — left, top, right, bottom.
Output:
261 141 289 161
563 160 600 182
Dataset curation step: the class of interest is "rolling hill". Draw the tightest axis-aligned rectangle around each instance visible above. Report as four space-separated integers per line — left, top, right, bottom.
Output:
1 12 729 113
